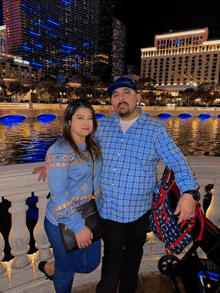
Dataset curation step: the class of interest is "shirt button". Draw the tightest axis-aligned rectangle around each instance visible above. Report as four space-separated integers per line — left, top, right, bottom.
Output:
112 184 114 186
118 154 120 156
122 139 123 142
114 169 116 171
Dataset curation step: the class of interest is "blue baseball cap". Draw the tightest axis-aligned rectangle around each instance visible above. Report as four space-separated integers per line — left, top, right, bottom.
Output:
107 77 137 96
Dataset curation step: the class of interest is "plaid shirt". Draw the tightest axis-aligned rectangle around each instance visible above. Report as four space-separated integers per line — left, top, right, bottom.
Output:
96 109 198 223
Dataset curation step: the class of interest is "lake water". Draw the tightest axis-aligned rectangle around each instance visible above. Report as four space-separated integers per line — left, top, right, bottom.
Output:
1 115 220 166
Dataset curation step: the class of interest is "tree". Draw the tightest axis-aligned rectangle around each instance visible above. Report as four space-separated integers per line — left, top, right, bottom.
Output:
6 81 28 102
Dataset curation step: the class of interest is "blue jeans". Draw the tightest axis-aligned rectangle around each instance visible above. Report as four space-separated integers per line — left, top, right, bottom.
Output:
44 217 101 293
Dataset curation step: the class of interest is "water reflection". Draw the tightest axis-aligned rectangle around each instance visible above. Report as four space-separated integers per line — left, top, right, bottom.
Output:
0 115 220 166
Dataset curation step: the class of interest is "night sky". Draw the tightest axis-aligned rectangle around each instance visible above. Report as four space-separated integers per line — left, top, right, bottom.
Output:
1 1 220 68
114 0 220 66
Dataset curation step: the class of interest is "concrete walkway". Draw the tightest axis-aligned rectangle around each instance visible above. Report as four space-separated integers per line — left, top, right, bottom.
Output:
29 239 202 293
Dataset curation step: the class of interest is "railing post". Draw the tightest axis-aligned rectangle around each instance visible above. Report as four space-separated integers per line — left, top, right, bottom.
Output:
206 179 220 227
34 191 53 261
6 194 30 269
0 231 6 274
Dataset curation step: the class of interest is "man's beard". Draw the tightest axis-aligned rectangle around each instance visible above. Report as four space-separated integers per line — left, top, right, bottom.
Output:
117 102 130 118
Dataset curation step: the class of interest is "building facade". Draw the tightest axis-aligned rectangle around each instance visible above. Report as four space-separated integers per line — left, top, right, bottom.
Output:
112 18 126 77
0 52 42 84
93 0 114 82
141 28 220 91
2 0 102 78
0 26 6 53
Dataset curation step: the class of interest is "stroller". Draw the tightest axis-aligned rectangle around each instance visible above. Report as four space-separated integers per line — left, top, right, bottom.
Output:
150 167 220 293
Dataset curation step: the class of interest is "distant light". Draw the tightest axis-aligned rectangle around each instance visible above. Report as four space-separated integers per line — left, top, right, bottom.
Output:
29 30 40 37
37 114 57 123
96 113 105 119
14 58 30 65
34 43 43 49
21 7 37 15
198 113 211 120
178 113 192 120
62 0 72 5
31 62 43 68
71 63 81 67
21 1 35 9
59 49 71 54
48 61 56 65
33 4 47 12
62 45 76 51
14 19 18 23
48 33 58 38
35 22 52 31
47 19 60 27
157 113 172 120
0 115 26 125
84 43 90 47
22 45 32 52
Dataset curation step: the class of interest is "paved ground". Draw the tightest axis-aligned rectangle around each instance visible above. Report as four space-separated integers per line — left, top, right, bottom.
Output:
72 272 185 293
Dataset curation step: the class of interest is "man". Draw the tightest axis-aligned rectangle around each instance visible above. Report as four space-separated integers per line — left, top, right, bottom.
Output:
34 77 198 293
94 77 198 293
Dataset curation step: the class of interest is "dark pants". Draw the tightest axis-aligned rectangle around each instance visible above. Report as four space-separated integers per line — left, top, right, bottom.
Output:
96 210 151 293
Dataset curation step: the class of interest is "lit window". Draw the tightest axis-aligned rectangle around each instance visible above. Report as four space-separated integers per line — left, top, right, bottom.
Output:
14 19 17 23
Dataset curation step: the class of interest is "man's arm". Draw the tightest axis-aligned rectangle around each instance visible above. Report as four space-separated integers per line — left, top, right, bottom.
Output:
155 124 199 223
32 166 47 181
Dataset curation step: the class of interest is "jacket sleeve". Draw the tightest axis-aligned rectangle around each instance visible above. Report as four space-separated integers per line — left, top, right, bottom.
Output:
46 143 85 234
154 124 199 194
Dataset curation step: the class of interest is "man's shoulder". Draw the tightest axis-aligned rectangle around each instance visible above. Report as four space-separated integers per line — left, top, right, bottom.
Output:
98 114 117 126
139 113 164 128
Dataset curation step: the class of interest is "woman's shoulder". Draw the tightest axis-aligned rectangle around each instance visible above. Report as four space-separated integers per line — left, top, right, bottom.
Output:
47 138 72 155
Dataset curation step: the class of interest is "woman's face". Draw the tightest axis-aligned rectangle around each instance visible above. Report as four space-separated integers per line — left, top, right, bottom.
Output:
70 107 93 144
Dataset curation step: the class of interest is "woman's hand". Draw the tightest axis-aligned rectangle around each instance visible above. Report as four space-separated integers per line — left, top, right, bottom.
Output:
75 226 93 249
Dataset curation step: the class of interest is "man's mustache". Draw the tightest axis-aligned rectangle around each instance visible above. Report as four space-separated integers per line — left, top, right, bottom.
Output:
118 102 129 108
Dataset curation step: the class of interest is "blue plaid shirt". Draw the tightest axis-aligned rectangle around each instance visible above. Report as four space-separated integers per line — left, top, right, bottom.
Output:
96 108 198 223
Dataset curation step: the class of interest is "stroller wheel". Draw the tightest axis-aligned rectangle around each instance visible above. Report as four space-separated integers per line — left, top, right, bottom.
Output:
158 255 180 277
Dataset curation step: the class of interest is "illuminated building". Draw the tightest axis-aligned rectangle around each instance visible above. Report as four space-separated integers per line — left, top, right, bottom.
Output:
93 0 114 81
112 18 126 77
2 0 102 77
141 28 220 91
0 52 42 83
0 26 6 53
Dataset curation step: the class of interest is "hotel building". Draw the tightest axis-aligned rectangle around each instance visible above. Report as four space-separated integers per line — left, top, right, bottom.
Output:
141 28 220 91
2 0 105 78
0 52 42 84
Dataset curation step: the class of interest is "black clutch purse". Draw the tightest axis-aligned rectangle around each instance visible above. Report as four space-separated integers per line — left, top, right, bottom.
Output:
58 198 105 253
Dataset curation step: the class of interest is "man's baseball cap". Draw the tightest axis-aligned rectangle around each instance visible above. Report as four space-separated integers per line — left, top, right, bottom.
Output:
107 77 137 96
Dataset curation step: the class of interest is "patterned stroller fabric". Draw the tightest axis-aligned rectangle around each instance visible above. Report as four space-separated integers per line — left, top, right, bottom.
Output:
150 166 205 254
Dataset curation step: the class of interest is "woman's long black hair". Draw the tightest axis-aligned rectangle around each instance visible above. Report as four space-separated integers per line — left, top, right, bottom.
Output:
62 99 101 160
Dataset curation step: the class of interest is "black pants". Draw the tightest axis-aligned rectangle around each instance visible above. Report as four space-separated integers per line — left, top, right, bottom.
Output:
96 210 151 293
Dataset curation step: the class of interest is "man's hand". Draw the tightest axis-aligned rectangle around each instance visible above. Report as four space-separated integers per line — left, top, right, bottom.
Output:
174 193 197 224
32 166 47 182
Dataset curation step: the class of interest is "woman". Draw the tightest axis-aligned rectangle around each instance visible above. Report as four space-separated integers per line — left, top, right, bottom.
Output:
39 99 102 293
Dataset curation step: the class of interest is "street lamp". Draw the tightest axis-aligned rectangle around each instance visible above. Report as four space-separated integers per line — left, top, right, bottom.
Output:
30 89 36 102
